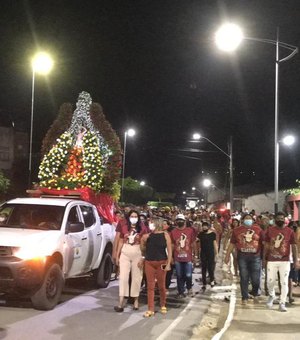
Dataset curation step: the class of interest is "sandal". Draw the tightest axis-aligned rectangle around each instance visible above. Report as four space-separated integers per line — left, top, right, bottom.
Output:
143 311 155 318
160 306 167 314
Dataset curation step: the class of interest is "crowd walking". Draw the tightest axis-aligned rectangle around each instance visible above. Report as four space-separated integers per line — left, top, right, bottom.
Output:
112 205 300 316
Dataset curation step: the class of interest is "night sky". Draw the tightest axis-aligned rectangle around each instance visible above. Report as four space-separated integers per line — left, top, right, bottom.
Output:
0 0 300 194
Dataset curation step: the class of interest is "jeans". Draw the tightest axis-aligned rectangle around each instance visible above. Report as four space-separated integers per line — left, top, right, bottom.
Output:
175 261 193 294
237 253 261 300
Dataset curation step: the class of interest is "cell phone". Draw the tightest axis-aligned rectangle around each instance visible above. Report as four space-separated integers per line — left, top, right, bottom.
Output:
161 264 167 270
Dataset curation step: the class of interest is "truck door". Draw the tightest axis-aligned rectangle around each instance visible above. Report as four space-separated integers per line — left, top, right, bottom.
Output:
65 205 90 276
79 204 102 271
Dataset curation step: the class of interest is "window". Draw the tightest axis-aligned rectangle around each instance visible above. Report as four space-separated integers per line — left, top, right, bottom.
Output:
80 205 96 228
67 206 80 224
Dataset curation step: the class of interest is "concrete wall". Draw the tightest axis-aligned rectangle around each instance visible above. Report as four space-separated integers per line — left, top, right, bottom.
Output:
243 190 287 213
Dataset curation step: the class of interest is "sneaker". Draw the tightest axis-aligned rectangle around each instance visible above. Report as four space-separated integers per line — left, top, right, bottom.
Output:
210 281 215 288
279 303 287 312
202 285 206 292
288 297 295 304
188 289 195 297
176 293 186 299
266 296 274 309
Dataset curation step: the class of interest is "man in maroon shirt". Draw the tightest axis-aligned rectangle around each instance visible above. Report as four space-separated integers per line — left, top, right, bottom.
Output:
264 211 299 312
170 214 196 298
225 213 264 305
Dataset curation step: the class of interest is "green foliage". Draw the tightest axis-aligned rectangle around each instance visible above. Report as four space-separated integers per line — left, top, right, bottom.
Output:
0 170 10 193
285 179 300 195
122 177 154 204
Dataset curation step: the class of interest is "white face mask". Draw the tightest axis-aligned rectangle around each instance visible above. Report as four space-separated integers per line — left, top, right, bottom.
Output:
149 223 155 231
130 217 138 225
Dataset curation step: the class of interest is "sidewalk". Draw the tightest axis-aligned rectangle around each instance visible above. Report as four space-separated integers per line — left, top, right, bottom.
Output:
221 284 300 340
191 249 300 340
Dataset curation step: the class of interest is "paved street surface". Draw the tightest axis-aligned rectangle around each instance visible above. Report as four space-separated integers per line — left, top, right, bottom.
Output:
0 267 218 340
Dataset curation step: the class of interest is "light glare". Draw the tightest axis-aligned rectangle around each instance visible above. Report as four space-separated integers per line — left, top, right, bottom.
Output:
193 133 201 140
32 52 53 74
127 128 136 137
282 135 295 146
203 179 212 188
215 23 244 52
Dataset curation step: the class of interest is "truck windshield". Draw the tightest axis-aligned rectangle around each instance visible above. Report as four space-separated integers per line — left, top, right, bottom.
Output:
0 203 65 230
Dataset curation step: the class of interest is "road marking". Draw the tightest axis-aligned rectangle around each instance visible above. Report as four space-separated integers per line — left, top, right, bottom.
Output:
156 298 197 340
211 282 237 340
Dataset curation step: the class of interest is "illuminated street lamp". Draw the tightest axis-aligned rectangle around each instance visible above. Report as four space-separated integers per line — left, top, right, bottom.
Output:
282 135 295 146
121 128 136 201
192 133 233 212
203 178 212 188
215 24 298 213
140 181 146 186
28 52 54 186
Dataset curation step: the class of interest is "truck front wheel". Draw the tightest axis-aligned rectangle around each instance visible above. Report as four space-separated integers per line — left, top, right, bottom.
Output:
31 263 64 310
94 252 113 288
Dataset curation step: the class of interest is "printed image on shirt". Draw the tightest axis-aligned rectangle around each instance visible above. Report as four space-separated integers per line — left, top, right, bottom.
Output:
237 229 259 253
124 228 141 245
270 233 287 259
176 232 190 258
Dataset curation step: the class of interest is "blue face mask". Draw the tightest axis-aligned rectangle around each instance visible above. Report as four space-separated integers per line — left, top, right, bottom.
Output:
269 219 274 225
244 219 253 227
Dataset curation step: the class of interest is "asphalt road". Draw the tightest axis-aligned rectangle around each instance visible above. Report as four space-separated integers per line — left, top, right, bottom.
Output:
0 270 214 340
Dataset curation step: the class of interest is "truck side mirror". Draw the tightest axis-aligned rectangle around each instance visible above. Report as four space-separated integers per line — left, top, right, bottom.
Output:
67 222 85 233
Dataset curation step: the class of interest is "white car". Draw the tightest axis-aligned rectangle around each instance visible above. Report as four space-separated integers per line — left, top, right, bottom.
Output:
0 197 115 310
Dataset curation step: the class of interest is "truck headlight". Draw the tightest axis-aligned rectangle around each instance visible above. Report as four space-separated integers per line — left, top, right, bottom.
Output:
14 247 47 261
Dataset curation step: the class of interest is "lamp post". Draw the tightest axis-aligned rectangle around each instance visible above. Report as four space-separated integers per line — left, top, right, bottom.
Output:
192 133 233 213
28 52 53 187
121 128 136 202
215 23 298 213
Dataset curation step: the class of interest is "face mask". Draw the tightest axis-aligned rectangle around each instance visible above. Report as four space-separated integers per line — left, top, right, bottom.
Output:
130 217 138 225
276 220 285 227
244 219 253 227
177 221 185 228
149 223 155 231
269 219 274 225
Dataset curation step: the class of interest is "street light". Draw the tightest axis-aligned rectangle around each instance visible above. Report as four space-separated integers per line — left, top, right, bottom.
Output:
215 24 298 213
140 181 146 186
28 52 54 187
121 128 136 202
192 133 233 212
282 135 295 147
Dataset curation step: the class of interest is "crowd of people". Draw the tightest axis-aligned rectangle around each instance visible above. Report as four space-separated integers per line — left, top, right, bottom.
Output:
111 205 300 316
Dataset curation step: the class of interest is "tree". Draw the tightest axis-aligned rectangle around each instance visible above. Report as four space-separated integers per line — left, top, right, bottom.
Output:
0 170 10 194
122 177 154 204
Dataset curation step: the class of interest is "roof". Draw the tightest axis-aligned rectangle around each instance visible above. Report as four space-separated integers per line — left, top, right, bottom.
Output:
5 197 88 207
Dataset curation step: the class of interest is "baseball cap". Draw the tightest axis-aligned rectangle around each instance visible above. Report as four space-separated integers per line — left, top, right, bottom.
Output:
175 214 185 220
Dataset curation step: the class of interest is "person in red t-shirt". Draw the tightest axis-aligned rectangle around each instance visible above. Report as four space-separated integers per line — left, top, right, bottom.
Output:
263 211 299 312
170 214 196 298
225 213 264 304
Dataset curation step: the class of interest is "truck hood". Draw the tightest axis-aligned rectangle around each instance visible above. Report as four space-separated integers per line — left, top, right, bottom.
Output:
0 228 62 257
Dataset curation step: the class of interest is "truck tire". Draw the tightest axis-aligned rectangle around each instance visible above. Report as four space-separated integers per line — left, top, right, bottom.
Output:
94 252 113 288
30 263 64 310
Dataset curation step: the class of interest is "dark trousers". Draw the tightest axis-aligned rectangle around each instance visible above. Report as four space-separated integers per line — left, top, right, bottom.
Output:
201 253 215 285
237 253 261 300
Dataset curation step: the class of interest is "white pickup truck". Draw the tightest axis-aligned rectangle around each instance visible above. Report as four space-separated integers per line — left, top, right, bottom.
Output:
0 197 115 310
